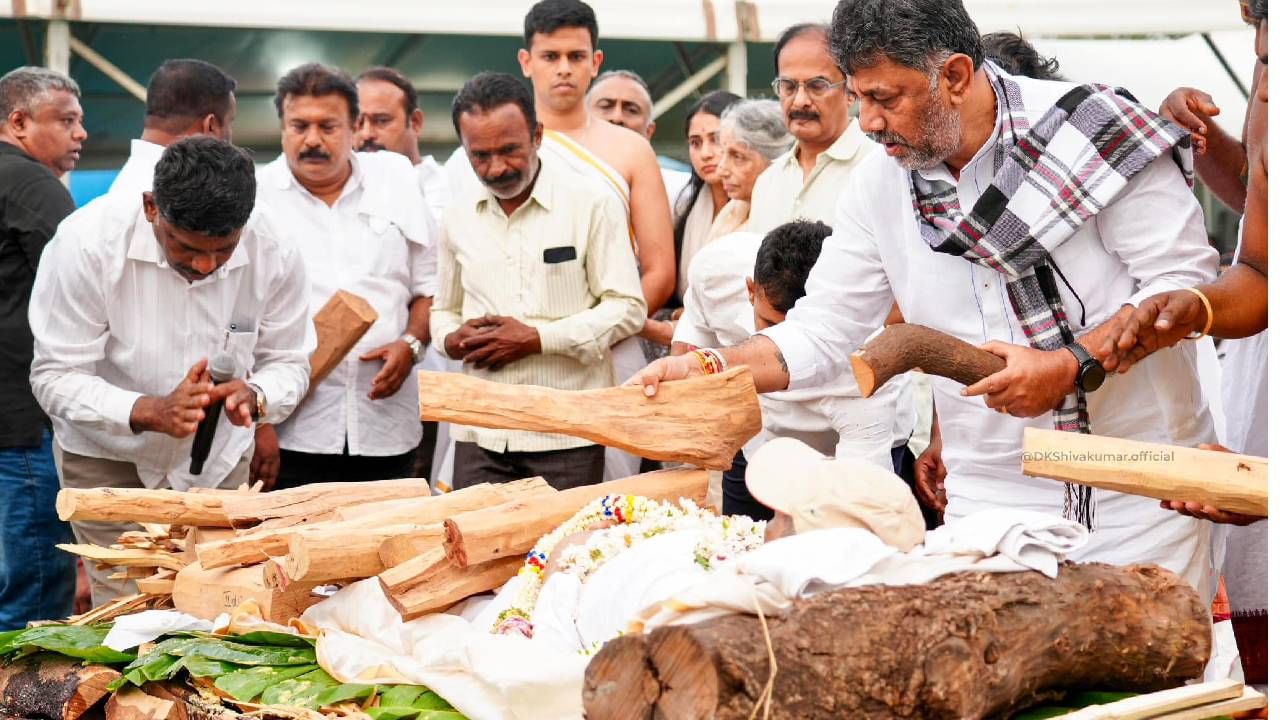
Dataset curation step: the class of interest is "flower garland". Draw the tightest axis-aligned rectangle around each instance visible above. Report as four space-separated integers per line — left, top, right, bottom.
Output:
491 494 763 639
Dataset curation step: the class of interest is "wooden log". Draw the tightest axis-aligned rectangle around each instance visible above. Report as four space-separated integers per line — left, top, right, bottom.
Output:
171 562 323 623
582 563 1210 720
56 544 186 573
444 467 709 568
849 323 1005 397
308 289 378 388
417 368 761 470
135 569 177 596
0 654 121 720
55 488 229 527
379 527 448 568
333 476 553 524
182 527 235 565
219 478 430 528
105 686 179 720
377 548 523 619
193 527 294 570
1022 428 1268 517
277 523 444 586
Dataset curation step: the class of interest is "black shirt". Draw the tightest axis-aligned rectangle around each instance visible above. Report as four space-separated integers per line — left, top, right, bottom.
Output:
0 140 76 448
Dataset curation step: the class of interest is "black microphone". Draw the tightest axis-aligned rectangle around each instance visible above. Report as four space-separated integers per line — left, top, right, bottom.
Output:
190 352 237 475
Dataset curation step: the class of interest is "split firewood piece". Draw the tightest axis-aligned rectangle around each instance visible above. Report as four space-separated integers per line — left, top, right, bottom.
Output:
1057 679 1246 719
0 654 121 720
56 488 230 527
57 544 186 573
849 323 1005 397
309 289 378 388
275 523 444 587
1022 428 1268 517
68 594 151 626
183 527 235 565
418 367 761 470
105 685 179 720
135 569 177 596
218 478 430 529
582 563 1211 719
171 561 324 623
378 547 523 620
334 476 554 524
444 467 709 568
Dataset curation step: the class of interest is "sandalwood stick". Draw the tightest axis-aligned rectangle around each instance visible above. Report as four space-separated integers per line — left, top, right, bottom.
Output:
443 467 709 568
309 289 378 387
56 488 229 526
56 544 186 573
379 526 448 568
378 548 523 619
418 368 760 470
219 478 429 528
1021 428 1268 517
849 323 1005 397
333 477 553 524
278 522 443 586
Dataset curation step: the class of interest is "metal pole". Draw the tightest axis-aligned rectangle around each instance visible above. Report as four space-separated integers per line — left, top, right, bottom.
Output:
725 38 748 96
45 19 70 75
652 55 729 121
69 37 148 102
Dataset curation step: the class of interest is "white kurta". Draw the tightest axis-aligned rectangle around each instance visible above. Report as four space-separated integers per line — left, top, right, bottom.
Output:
760 75 1219 599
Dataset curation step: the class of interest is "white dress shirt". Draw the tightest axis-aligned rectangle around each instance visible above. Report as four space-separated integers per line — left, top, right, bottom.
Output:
417 155 452 228
674 231 899 469
106 139 165 200
29 193 312 490
745 120 875 234
760 75 1219 596
258 151 435 457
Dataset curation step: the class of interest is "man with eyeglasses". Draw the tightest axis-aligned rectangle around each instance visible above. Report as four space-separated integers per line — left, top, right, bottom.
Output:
746 23 874 234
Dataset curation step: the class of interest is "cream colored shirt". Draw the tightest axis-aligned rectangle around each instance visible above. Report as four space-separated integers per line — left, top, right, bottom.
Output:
746 121 874 233
432 156 647 453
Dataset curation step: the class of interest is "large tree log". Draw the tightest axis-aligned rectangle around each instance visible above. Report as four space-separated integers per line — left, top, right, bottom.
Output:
0 654 121 720
850 323 1005 397
308 289 378 388
1022 428 1268 517
417 367 761 470
583 563 1210 720
56 488 229 527
219 478 430 528
377 547 524 619
443 467 709 568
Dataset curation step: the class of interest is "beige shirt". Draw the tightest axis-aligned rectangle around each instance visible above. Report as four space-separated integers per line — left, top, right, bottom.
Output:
432 156 647 453
746 121 874 234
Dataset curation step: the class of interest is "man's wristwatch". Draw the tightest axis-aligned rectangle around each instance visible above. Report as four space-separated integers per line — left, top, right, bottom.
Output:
401 334 425 364
1065 342 1106 393
248 383 267 421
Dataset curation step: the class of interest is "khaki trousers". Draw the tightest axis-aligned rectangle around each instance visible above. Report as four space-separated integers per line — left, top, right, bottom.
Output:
53 443 249 607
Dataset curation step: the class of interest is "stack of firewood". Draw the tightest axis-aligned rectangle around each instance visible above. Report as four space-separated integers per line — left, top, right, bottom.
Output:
56 468 709 623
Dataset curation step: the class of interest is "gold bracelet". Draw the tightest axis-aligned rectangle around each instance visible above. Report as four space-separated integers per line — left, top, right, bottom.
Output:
1183 287 1213 339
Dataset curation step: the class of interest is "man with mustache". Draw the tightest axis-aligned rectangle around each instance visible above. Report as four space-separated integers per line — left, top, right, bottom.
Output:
256 63 436 490
0 66 84 627
629 0 1220 606
30 137 311 605
434 72 645 489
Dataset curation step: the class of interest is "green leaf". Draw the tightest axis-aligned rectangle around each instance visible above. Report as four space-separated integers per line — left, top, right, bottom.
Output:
143 637 315 666
379 685 428 708
140 654 186 682
316 683 377 707
258 668 340 710
0 625 135 664
366 708 422 720
226 631 315 648
417 712 467 720
410 691 454 711
182 657 239 678
214 664 319 702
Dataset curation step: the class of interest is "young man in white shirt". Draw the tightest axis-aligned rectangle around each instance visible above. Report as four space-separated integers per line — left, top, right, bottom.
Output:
257 63 435 489
630 0 1220 603
30 137 312 603
434 72 646 490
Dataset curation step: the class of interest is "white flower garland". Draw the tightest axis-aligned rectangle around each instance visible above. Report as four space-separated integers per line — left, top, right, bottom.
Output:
491 494 763 640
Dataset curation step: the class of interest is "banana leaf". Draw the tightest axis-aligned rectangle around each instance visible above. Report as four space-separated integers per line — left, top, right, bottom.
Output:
367 709 466 720
0 625 135 664
378 685 430 708
410 690 454 711
316 683 378 707
135 637 315 667
258 668 340 709
213 664 320 702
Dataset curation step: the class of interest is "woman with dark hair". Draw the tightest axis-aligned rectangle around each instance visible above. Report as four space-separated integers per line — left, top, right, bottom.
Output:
639 90 740 358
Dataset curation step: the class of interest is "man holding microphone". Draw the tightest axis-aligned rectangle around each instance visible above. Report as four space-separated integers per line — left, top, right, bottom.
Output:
29 137 312 604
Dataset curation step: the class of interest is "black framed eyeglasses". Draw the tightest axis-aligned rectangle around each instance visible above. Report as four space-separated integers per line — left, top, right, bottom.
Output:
771 76 846 98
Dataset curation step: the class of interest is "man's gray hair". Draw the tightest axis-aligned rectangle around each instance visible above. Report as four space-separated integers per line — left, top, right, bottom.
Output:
589 69 653 120
829 0 984 75
719 99 792 161
0 66 81 125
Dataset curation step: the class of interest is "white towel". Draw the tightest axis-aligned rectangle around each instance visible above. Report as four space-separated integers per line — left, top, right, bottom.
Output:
921 508 1089 577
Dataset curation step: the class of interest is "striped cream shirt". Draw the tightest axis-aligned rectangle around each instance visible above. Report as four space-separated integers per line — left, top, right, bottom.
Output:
431 155 646 452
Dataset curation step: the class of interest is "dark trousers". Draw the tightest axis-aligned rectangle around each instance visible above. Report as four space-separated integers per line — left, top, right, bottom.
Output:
453 442 605 491
0 429 74 629
275 445 416 490
411 421 439 480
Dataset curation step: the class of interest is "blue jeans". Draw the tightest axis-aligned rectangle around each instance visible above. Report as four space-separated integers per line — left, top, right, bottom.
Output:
0 428 75 629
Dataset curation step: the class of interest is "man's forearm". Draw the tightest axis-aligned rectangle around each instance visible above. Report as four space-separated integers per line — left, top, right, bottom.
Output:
406 295 433 344
1194 121 1248 212
1201 265 1268 339
721 335 791 393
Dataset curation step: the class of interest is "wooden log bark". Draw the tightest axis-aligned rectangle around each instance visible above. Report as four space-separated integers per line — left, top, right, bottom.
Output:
308 289 378 388
104 685 179 720
171 562 323 623
55 488 229 527
333 477 553 524
276 523 443 586
417 367 761 470
219 478 430 528
379 527 448 568
444 467 709 568
0 654 121 720
377 547 523 619
850 323 1005 397
1022 428 1268 517
582 563 1210 720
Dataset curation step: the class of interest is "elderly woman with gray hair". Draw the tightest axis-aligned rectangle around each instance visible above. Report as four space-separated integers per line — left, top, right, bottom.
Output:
708 99 793 239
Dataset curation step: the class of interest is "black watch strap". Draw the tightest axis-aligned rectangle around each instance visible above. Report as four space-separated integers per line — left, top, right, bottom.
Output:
1064 342 1093 368
1065 342 1105 392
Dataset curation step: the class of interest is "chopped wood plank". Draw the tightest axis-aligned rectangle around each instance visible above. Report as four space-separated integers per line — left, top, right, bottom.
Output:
57 544 186 572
